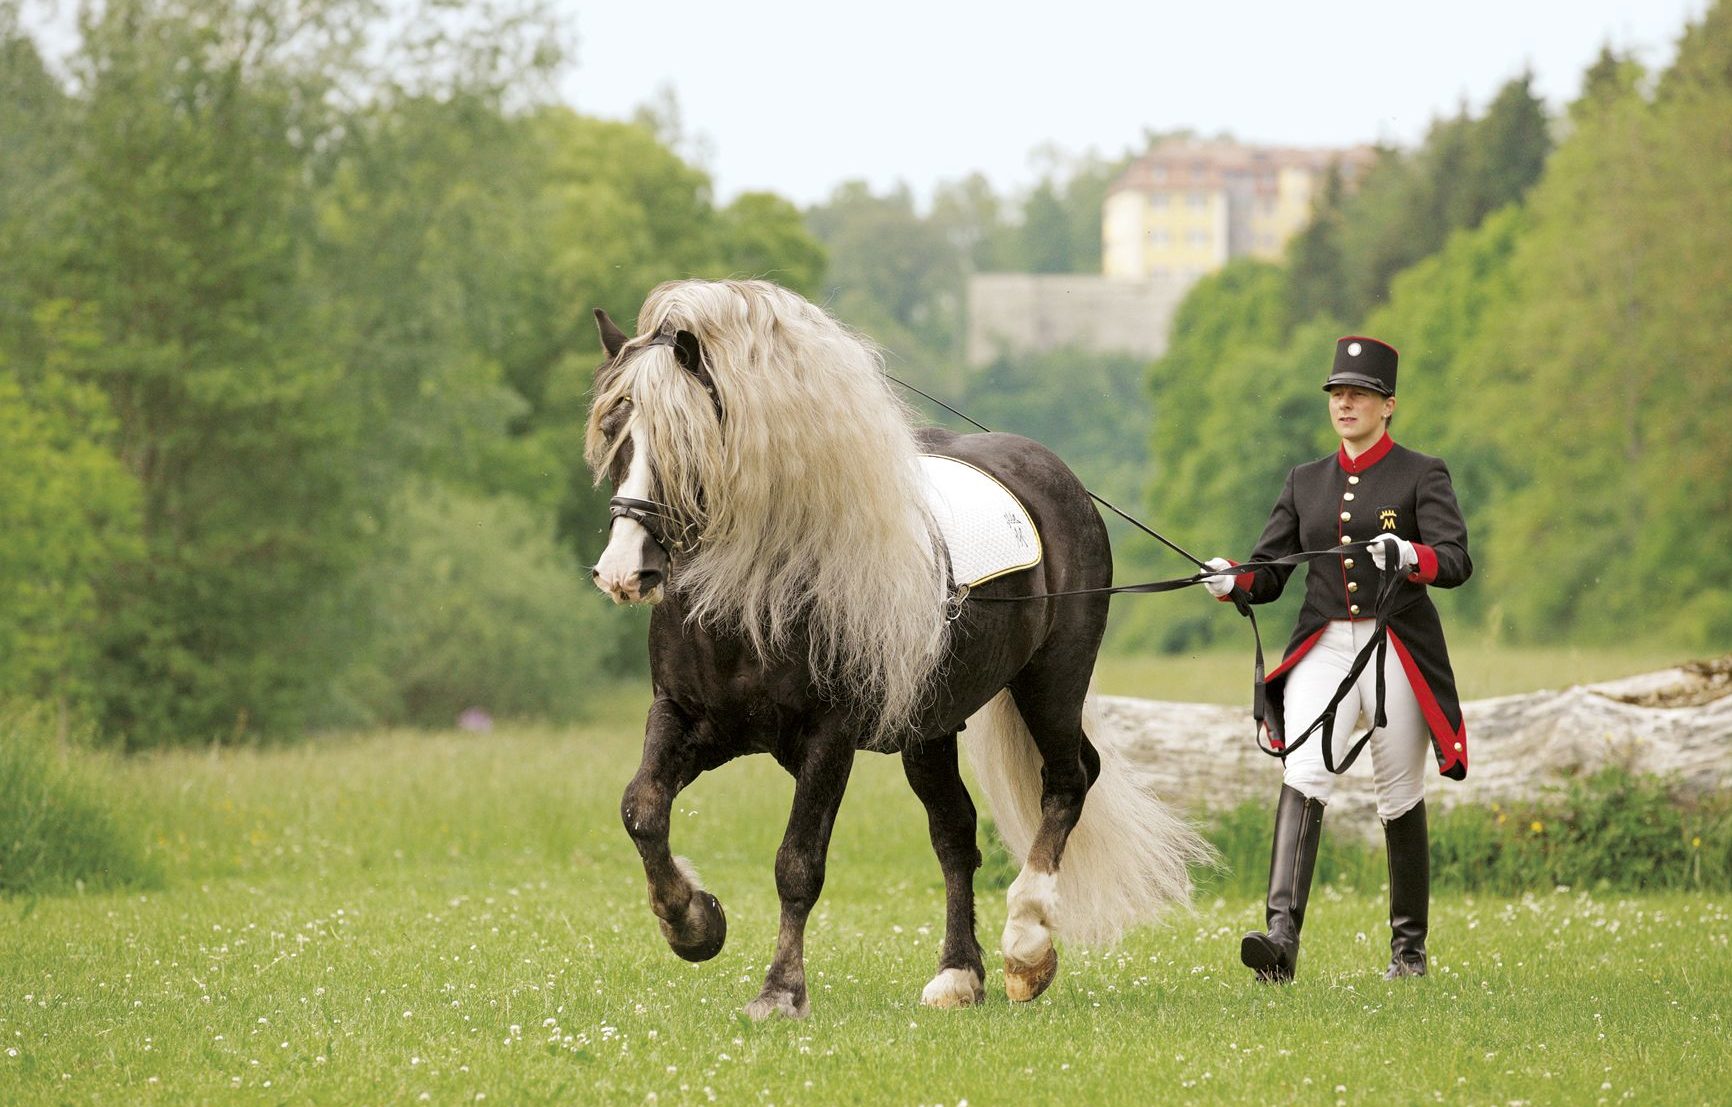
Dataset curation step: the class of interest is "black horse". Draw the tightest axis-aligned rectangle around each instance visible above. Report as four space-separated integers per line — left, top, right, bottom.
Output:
586 279 1204 1019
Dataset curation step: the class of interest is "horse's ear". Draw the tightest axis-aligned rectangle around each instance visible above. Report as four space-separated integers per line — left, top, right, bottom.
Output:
594 308 629 359
673 329 715 394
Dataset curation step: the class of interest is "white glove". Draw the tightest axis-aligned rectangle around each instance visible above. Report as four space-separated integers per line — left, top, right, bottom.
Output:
1202 557 1236 598
1368 533 1418 572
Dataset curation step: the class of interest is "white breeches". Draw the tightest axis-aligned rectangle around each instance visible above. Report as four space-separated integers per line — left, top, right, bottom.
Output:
1281 619 1429 821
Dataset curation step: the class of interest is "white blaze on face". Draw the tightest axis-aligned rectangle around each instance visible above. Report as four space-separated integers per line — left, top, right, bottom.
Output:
594 423 658 601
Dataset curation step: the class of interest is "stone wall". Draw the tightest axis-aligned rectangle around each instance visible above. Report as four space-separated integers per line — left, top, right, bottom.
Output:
964 272 1194 367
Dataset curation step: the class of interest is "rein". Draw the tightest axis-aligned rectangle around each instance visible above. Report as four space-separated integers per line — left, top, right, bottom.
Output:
885 371 1405 775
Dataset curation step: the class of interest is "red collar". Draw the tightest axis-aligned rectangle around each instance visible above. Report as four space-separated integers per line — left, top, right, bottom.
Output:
1338 432 1394 473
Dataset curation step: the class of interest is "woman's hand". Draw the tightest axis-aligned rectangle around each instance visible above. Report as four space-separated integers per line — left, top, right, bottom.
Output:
1368 533 1418 572
1202 557 1237 598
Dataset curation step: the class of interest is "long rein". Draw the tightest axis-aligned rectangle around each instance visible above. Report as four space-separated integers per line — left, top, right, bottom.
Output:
886 372 1406 774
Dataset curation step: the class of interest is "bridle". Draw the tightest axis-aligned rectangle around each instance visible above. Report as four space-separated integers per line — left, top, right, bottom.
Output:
603 324 713 558
607 494 702 556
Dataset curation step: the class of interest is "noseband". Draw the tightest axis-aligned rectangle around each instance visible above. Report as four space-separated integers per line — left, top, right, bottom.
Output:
608 495 702 556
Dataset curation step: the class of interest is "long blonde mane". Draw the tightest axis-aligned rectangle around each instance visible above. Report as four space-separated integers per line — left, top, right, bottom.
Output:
586 279 948 742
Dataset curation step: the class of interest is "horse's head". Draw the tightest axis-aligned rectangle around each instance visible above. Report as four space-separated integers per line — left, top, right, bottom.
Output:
585 307 720 605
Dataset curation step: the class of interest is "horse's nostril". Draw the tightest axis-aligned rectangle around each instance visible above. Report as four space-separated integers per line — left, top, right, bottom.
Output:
590 567 603 583
636 569 664 593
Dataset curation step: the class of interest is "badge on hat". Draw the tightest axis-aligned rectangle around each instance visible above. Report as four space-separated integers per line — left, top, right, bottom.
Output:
1324 335 1398 396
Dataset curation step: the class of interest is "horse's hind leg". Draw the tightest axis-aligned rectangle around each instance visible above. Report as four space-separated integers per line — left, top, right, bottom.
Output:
745 723 856 1020
901 732 986 1008
1000 647 1102 1002
622 698 727 962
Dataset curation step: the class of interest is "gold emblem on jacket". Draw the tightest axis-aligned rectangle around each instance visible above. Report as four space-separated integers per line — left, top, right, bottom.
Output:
1379 508 1398 531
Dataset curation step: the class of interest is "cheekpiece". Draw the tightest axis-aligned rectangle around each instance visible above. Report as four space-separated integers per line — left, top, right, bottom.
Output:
1323 335 1398 396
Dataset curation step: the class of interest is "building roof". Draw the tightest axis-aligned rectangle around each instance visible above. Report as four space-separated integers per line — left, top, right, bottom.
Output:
1107 137 1378 197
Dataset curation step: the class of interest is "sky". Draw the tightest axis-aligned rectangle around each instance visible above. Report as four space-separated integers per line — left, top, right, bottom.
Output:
561 0 1708 207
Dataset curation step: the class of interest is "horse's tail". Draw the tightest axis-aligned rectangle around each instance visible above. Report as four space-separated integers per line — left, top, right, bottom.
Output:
960 688 1215 947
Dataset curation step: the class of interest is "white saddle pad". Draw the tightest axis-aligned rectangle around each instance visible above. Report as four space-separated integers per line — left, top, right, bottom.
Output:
918 455 1042 587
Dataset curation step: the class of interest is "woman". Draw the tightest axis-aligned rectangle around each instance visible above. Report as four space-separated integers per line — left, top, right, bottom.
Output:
1203 335 1471 983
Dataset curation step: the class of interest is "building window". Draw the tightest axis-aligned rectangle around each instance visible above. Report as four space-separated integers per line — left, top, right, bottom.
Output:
1150 229 1171 246
1187 229 1210 246
1149 192 1170 209
1187 192 1207 209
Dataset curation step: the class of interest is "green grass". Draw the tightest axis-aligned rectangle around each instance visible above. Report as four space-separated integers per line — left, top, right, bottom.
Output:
1093 641 1698 702
3 667 1729 1105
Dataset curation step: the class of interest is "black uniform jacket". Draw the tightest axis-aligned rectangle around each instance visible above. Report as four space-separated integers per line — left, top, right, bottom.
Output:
1225 433 1473 779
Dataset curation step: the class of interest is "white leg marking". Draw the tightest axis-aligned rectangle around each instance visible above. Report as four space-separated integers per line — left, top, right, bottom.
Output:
920 967 984 1008
1002 868 1059 967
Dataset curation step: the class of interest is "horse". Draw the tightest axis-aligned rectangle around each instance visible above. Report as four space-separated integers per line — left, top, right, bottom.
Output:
584 278 1209 1019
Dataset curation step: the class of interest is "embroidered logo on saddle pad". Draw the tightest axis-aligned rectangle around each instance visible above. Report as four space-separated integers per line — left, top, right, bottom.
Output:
918 455 1042 588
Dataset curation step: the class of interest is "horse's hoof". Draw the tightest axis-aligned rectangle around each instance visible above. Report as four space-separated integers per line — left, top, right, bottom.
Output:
662 890 727 962
743 988 809 1020
920 967 985 1008
1004 946 1058 1003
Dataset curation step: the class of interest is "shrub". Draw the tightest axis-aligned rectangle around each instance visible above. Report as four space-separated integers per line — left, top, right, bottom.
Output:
0 705 159 896
1190 767 1732 898
324 484 616 729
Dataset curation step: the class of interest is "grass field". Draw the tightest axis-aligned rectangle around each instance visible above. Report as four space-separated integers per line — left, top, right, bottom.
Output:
4 657 1730 1106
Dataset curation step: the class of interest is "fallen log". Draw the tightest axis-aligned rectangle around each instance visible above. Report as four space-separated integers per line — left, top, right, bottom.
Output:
1108 655 1732 837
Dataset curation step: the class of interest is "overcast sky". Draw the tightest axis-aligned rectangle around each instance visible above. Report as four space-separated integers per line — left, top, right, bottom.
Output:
562 0 1706 207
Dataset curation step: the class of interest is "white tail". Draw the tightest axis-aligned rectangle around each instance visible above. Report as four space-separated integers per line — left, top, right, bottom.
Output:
960 689 1215 946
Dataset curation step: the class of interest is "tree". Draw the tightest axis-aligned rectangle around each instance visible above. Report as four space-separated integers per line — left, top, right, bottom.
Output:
1470 0 1732 644
58 0 384 743
1286 163 1350 322
0 334 140 719
718 191 827 299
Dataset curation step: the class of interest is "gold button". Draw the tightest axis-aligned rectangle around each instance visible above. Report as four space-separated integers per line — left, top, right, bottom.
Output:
1350 604 1361 615
1342 535 1353 543
1340 511 1351 521
1348 475 1360 485
1344 492 1355 501
1453 742 1463 751
1344 558 1356 569
1347 581 1359 593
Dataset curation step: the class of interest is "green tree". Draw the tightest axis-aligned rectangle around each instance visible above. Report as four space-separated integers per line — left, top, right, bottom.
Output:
718 191 827 299
1285 163 1350 322
0 328 140 718
1020 182 1075 274
59 0 380 744
1472 0 1732 644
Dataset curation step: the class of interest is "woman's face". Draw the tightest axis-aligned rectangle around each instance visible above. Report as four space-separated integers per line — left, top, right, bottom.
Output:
1328 385 1396 445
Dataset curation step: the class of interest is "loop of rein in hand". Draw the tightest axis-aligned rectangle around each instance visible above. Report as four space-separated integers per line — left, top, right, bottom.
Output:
884 371 1406 776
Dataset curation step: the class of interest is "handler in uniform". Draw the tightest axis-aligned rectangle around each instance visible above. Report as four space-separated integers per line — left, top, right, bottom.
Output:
1202 335 1471 983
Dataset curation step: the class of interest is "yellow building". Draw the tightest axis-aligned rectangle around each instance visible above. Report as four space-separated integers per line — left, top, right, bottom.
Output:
1102 138 1375 281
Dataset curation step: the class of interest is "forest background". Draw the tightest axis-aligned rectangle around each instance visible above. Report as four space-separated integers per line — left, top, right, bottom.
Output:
2 0 1729 750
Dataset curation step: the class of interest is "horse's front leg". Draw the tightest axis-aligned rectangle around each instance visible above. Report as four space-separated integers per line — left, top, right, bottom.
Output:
622 698 727 962
744 725 856 1020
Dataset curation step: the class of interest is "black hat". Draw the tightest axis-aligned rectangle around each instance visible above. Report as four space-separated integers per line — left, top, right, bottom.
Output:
1323 335 1398 396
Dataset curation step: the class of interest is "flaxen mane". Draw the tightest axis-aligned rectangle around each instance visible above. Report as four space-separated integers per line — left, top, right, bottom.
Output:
586 279 948 742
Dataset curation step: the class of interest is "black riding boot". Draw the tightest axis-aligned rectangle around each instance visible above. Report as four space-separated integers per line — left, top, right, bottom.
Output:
1383 799 1429 979
1241 785 1324 983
